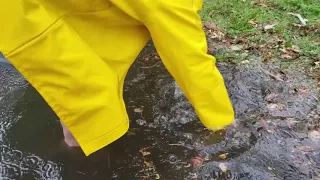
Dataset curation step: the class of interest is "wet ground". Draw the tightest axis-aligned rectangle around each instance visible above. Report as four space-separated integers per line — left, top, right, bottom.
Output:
0 41 319 180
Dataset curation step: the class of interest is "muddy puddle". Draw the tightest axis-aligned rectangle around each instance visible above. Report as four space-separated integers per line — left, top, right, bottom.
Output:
0 42 319 180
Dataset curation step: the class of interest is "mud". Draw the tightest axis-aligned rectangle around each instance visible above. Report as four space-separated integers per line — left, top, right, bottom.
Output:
0 41 319 179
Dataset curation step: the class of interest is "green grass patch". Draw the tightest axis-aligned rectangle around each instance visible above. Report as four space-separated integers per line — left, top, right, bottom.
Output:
200 0 319 35
200 0 320 75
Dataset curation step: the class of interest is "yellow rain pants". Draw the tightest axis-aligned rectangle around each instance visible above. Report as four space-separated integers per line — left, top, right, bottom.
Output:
0 0 234 156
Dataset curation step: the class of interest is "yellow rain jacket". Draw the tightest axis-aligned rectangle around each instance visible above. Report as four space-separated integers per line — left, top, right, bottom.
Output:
0 0 234 156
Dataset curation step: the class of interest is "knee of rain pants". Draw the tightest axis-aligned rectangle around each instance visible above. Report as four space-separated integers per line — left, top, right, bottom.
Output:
0 0 234 156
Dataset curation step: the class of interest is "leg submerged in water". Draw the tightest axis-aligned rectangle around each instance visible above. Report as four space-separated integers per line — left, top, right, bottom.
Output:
60 121 80 147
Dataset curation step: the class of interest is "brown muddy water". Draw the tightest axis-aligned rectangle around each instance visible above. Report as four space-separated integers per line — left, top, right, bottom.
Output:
0 42 319 180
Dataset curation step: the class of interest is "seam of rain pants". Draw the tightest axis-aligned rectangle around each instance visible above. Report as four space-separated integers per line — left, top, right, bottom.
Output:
81 119 129 154
3 9 114 57
3 14 130 156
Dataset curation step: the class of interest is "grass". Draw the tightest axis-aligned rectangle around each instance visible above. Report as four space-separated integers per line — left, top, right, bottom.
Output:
200 0 320 74
200 0 319 34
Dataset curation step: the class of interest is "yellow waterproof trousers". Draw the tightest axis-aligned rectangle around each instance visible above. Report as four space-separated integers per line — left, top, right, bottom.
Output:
0 0 234 156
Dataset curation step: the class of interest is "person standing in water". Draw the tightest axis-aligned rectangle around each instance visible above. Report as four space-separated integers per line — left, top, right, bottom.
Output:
0 0 234 156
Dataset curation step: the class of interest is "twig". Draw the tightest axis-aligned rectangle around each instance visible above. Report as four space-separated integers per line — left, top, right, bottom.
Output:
140 61 161 69
92 171 98 176
168 143 185 146
140 86 148 95
260 68 284 81
168 143 195 149
77 171 86 175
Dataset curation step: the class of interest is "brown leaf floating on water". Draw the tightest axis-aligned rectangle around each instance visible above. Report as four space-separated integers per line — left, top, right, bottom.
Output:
219 153 229 160
295 146 313 152
191 156 204 168
139 148 151 156
265 93 279 102
298 88 310 94
134 108 143 113
219 163 228 173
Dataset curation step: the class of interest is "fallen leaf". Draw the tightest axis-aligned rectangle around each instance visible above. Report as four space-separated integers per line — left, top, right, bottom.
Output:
298 88 310 94
219 163 228 173
280 48 288 54
208 11 214 18
134 108 143 113
278 104 286 111
256 115 264 121
308 130 320 142
264 21 279 30
269 20 279 25
144 161 153 168
241 60 250 64
248 19 258 27
260 68 284 81
279 45 301 60
268 103 279 110
265 93 279 102
295 146 313 152
280 54 293 59
252 0 268 8
259 119 274 133
155 174 161 179
209 32 225 39
224 39 232 46
264 24 276 30
259 44 266 48
267 103 285 111
219 153 229 160
293 23 304 27
287 47 302 54
191 156 204 168
140 148 151 156
262 51 275 62
286 118 300 128
204 22 220 31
